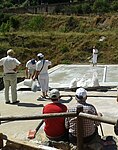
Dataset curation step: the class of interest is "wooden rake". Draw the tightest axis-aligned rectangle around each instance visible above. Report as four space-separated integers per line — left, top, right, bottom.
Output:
28 120 44 139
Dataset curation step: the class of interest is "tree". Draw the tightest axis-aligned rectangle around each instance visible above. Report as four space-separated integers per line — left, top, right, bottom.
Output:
93 0 110 13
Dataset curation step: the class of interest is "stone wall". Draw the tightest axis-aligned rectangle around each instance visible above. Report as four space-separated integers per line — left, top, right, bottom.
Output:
1 3 74 14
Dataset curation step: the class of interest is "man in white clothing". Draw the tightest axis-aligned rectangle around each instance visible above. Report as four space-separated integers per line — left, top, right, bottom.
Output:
0 49 21 104
33 53 51 98
92 46 98 67
25 59 37 79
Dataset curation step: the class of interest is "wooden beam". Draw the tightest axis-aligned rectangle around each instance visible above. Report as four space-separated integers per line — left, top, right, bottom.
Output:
0 112 117 125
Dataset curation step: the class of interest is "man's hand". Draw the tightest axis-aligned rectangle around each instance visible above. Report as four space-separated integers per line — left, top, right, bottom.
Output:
98 112 103 117
32 76 36 81
13 68 17 72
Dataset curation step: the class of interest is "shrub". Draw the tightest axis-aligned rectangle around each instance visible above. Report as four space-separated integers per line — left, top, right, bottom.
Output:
60 45 69 53
93 0 110 13
54 5 63 14
0 13 10 26
20 0 29 7
3 1 13 8
61 60 71 64
0 4 3 9
81 3 92 14
76 5 83 14
70 5 79 14
0 21 10 33
65 16 78 32
111 1 118 12
10 17 20 30
28 16 45 31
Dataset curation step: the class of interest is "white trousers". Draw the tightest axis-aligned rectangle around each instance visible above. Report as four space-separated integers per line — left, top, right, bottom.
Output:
92 54 98 64
3 73 17 102
38 74 49 92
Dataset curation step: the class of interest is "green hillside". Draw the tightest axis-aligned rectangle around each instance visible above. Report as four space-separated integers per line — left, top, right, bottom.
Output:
0 13 118 70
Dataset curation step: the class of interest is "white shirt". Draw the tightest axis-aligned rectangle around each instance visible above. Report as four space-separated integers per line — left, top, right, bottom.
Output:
92 48 98 64
0 55 21 73
93 48 98 55
26 60 37 70
36 59 51 75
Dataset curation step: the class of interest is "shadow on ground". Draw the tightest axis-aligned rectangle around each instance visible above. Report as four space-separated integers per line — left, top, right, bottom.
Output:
17 103 44 107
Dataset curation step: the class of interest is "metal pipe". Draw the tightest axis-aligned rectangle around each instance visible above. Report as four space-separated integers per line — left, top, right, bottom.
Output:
102 65 107 82
61 94 116 98
117 86 118 102
49 85 116 91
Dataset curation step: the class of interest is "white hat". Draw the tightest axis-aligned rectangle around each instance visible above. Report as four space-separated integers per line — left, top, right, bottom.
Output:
75 88 87 102
37 53 44 58
49 89 60 99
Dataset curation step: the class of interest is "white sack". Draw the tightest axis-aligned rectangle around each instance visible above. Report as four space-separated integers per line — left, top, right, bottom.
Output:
69 78 77 88
90 72 100 87
31 79 40 92
23 79 33 87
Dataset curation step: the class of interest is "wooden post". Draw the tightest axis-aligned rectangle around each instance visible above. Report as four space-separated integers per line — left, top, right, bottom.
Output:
0 133 3 148
77 105 83 150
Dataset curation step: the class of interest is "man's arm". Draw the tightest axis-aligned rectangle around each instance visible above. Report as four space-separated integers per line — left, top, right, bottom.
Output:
88 105 102 126
32 70 36 79
25 67 29 78
13 63 21 73
33 70 39 80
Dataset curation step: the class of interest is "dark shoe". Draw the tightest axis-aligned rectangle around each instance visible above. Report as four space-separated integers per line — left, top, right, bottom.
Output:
42 96 46 99
37 96 46 101
5 101 10 104
12 100 20 104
